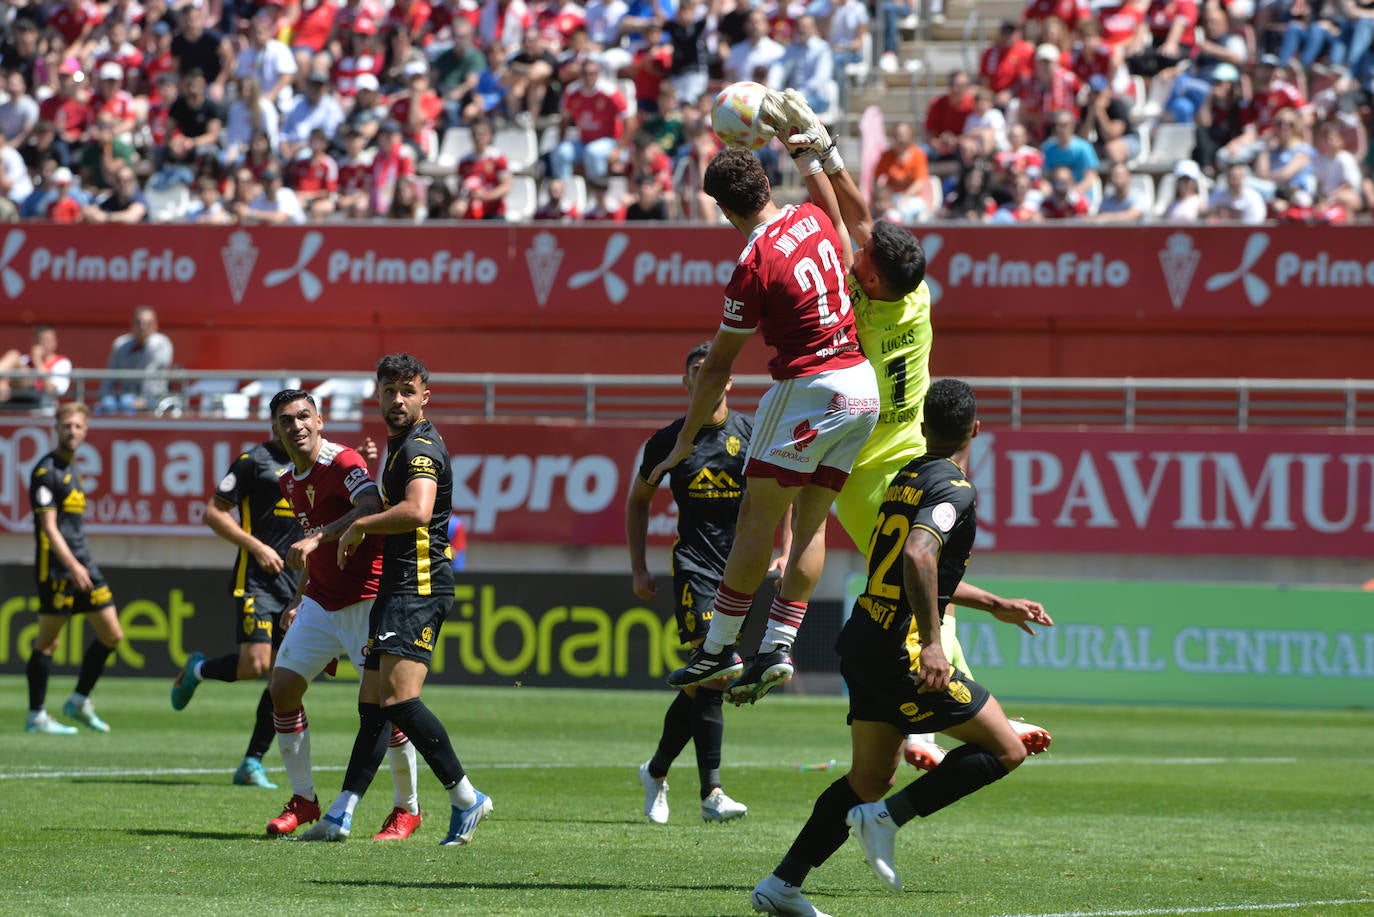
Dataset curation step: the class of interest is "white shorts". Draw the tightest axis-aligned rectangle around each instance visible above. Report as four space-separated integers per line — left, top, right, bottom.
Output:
747 360 879 491
274 596 373 681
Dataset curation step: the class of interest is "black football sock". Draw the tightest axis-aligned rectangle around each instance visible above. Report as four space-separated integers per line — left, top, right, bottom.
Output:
73 639 115 697
692 688 724 798
886 743 1009 826
244 688 275 760
648 690 694 779
341 703 391 795
381 697 465 788
201 653 240 682
27 648 52 712
775 776 863 886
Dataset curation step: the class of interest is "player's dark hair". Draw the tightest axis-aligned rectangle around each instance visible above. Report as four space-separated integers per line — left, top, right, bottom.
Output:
703 149 770 217
377 353 430 385
869 220 925 298
269 388 317 417
685 341 712 372
923 378 977 442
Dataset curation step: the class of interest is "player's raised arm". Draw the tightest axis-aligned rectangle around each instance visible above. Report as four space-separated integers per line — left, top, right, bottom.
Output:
762 89 856 268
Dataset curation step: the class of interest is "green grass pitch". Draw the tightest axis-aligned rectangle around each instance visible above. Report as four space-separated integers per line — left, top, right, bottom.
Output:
1 675 1371 916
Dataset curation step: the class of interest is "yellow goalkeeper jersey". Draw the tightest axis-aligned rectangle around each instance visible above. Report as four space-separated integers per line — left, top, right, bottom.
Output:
848 275 933 470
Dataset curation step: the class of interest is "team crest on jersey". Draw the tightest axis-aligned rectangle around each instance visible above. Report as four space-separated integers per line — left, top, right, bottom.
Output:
931 502 957 532
947 680 972 705
305 484 316 508
725 435 741 456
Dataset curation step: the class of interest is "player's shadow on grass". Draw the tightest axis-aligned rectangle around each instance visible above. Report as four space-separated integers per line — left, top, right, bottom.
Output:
119 827 252 842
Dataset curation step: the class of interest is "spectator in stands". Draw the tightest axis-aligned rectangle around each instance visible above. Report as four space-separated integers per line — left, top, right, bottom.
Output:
237 129 280 178
625 130 673 191
171 3 233 101
1079 74 1138 164
20 121 70 172
505 27 562 124
1275 0 1344 74
779 14 834 118
141 22 178 100
1126 0 1198 78
1043 109 1099 195
991 170 1042 222
454 117 511 220
665 0 711 106
342 73 387 142
80 111 138 193
224 75 280 166
1194 62 1249 173
369 119 416 215
873 120 932 223
1096 0 1147 57
533 175 581 220
1311 118 1364 215
425 179 463 220
923 70 975 161
996 120 1046 181
336 126 374 218
1165 3 1251 125
1255 109 1316 199
1020 42 1080 139
464 42 512 125
435 21 485 130
1093 160 1147 221
0 137 32 204
289 127 340 220
480 0 536 56
725 9 786 86
1163 158 1204 221
281 71 344 160
585 0 630 52
237 9 299 113
1346 1 1374 86
550 57 628 184
0 324 71 406
1202 161 1267 222
639 83 687 159
940 159 994 221
626 171 670 219
98 305 173 414
1217 54 1305 167
981 20 1035 107
0 69 38 147
331 15 385 98
82 164 145 222
187 173 232 223
963 86 1008 157
3 20 42 94
39 63 94 152
1069 19 1129 97
386 176 425 221
49 0 104 62
289 0 340 81
1023 0 1090 45
240 166 307 223
91 62 137 142
583 174 626 221
621 19 674 116
1041 163 1090 218
23 162 87 220
165 68 224 169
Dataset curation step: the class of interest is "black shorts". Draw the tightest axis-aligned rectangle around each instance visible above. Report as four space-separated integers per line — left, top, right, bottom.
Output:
236 594 286 647
672 571 718 645
364 592 453 670
38 571 114 616
841 654 990 734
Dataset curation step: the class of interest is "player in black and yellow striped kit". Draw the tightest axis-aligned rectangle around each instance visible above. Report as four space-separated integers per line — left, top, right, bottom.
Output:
25 403 123 735
170 438 302 789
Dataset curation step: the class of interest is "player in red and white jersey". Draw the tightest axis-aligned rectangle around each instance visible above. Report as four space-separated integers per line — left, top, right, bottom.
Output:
659 135 881 701
261 388 420 839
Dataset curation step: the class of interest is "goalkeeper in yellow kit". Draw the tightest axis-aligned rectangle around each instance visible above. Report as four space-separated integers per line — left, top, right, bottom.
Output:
754 88 1053 769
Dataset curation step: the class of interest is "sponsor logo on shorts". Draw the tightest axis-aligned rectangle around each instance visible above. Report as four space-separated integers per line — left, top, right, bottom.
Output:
947 680 972 705
791 420 818 452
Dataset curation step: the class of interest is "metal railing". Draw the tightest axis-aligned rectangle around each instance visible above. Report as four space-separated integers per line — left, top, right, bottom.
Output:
4 370 1373 431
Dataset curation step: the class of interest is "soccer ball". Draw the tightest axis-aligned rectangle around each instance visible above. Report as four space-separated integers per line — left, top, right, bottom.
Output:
710 81 776 151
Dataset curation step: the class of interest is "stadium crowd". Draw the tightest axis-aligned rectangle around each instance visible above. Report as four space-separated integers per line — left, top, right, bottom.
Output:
0 0 1369 223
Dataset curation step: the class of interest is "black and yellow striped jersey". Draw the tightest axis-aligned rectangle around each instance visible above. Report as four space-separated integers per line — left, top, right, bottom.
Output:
379 419 453 598
836 455 977 668
30 450 92 583
213 440 300 609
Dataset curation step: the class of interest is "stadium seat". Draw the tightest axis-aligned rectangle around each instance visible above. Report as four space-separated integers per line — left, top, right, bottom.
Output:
563 175 589 214
843 32 873 89
144 184 190 223
606 174 628 206
437 127 475 168
1128 172 1156 220
312 376 376 421
240 377 303 419
506 175 538 221
493 125 539 174
1140 122 1196 174
186 378 248 418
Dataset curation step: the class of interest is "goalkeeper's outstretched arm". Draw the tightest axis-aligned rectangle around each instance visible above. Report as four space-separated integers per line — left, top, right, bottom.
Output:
825 166 874 256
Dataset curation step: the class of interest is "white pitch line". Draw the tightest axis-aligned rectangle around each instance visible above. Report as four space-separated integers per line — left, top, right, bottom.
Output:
990 900 1373 917
0 755 1351 781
